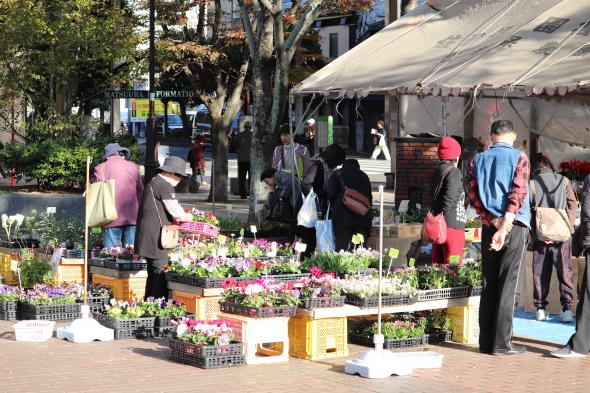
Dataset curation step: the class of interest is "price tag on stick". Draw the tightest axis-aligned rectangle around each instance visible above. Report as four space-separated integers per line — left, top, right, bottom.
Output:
250 225 257 240
217 235 227 244
449 255 460 265
389 248 400 259
408 257 416 267
10 260 19 272
294 242 307 253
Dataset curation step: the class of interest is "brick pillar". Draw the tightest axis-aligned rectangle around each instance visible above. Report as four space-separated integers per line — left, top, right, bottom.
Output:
395 138 440 208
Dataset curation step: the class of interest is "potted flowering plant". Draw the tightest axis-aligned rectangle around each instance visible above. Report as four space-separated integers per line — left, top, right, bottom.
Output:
141 297 189 334
349 314 428 349
19 283 83 322
340 275 418 308
456 259 483 296
303 248 380 276
220 278 300 318
94 298 156 339
416 264 470 301
0 285 22 320
297 267 345 309
84 283 112 314
168 318 244 369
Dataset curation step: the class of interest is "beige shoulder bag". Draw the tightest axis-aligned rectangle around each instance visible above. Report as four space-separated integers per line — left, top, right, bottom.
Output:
150 185 179 249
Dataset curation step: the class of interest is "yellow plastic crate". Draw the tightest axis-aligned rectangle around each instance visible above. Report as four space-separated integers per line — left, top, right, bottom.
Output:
0 254 19 285
172 291 221 320
448 304 479 344
289 316 348 360
55 264 85 284
92 274 146 302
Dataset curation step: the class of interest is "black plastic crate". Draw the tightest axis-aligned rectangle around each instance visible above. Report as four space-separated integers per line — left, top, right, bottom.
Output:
470 286 482 297
103 260 147 271
20 312 80 323
83 296 110 314
0 310 17 321
1 301 17 312
155 313 195 328
299 296 346 309
93 313 155 329
348 332 425 349
344 294 416 308
169 339 245 369
166 272 310 289
114 328 154 340
89 258 109 267
423 330 453 344
219 302 297 318
19 302 81 316
417 286 470 302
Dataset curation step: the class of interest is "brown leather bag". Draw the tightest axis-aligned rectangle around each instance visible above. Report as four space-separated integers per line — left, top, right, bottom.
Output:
339 175 371 216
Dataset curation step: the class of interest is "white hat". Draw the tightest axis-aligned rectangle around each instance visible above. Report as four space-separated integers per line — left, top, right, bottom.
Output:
307 118 316 126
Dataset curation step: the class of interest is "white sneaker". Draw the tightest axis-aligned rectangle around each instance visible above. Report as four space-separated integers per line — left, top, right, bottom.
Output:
536 309 549 321
550 346 586 358
559 309 573 323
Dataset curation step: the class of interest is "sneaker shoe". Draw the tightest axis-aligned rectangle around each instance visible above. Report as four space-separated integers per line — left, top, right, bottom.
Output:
558 309 573 323
550 346 586 358
536 308 549 321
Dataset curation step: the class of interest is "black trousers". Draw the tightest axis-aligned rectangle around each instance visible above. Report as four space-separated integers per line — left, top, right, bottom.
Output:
238 161 250 198
479 224 528 352
532 239 574 310
568 252 590 353
145 258 169 300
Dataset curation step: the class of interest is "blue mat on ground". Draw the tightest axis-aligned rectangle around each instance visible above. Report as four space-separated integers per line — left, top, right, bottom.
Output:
513 308 575 344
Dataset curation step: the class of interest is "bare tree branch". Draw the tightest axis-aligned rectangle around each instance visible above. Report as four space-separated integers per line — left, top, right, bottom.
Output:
196 0 206 41
213 0 222 42
237 0 258 60
285 0 323 59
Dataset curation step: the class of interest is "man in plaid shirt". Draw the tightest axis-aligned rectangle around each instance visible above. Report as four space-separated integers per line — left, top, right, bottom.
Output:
469 120 530 356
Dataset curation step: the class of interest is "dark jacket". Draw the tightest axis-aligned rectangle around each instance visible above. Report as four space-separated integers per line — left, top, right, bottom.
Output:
135 175 175 260
310 159 331 218
236 131 252 162
430 162 466 230
575 175 590 253
530 168 578 239
326 162 373 228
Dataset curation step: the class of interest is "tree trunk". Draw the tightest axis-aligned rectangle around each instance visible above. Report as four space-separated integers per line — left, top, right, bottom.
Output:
179 100 191 136
208 117 229 202
163 100 169 137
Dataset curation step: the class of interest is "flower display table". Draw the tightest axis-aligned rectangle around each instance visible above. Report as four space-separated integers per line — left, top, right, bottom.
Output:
170 290 221 321
216 312 290 365
90 267 148 302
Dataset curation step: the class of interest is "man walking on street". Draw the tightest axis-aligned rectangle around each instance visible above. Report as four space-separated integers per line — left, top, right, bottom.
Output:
469 120 530 355
371 120 390 161
236 121 252 199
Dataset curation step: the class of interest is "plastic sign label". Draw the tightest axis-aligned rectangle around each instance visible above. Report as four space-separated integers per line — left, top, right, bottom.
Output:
217 235 227 244
250 225 257 234
408 257 416 267
388 248 400 259
449 255 460 264
91 227 102 234
294 242 307 253
351 234 364 245
46 207 56 214
10 260 19 272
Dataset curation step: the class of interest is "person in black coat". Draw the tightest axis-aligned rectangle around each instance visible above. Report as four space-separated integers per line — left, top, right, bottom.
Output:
308 144 346 219
135 157 190 299
551 174 590 358
429 136 466 264
327 159 373 251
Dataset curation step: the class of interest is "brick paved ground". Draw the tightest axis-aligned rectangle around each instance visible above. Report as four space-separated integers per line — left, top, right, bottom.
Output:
1 320 589 393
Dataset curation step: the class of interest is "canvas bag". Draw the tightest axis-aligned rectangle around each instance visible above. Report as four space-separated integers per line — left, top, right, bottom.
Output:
87 165 118 227
421 166 453 244
530 179 572 242
316 204 335 252
297 188 318 228
339 174 371 216
151 186 179 249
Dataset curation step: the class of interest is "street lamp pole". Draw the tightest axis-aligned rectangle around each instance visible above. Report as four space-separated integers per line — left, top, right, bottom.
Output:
144 0 159 183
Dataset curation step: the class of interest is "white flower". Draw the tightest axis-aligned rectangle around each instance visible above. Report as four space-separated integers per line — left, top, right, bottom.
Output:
1 214 7 225
169 253 180 262
179 258 191 268
176 323 188 336
14 214 25 226
218 247 228 258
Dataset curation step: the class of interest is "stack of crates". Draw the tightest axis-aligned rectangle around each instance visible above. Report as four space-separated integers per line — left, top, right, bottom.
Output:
447 304 479 344
288 316 348 360
54 264 85 284
92 274 146 302
0 254 18 285
171 291 221 320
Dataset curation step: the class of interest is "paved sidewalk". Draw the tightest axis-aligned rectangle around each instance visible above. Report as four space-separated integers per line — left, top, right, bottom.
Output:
1 319 588 393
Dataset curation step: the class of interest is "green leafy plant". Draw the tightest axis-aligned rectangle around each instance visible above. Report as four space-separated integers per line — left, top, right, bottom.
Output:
19 248 53 288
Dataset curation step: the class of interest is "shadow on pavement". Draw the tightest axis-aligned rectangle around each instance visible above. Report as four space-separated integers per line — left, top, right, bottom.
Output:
131 346 174 362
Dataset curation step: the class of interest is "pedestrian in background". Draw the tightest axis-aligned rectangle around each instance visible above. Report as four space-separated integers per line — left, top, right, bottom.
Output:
272 125 312 188
429 137 466 264
327 159 373 251
236 121 252 199
135 157 190 299
551 173 590 358
371 120 390 161
94 143 143 248
468 120 530 355
188 135 206 185
529 153 577 323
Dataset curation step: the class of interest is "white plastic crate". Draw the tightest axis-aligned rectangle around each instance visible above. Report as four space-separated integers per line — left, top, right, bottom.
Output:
14 320 55 342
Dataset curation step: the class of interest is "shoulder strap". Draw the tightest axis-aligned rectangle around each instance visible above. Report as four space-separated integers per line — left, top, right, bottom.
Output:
433 165 454 201
150 182 163 228
529 179 538 208
280 146 286 169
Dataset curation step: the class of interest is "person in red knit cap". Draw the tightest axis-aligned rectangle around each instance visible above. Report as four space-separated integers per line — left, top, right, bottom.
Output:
428 136 467 264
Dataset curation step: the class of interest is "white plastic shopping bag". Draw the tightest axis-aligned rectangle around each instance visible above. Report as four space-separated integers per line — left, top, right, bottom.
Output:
297 188 318 228
315 205 334 252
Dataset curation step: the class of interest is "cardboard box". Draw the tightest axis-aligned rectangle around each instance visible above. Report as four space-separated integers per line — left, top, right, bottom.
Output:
370 223 422 239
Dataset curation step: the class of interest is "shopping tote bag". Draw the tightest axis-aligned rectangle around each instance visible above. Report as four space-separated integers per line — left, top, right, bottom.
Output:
87 179 118 227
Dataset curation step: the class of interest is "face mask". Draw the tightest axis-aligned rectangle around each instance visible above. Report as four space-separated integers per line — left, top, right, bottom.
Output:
169 178 180 187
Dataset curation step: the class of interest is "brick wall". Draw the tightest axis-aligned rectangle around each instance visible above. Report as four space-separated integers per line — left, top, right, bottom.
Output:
395 138 440 208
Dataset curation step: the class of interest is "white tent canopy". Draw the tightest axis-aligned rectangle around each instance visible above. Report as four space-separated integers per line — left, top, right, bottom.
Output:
294 0 590 98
